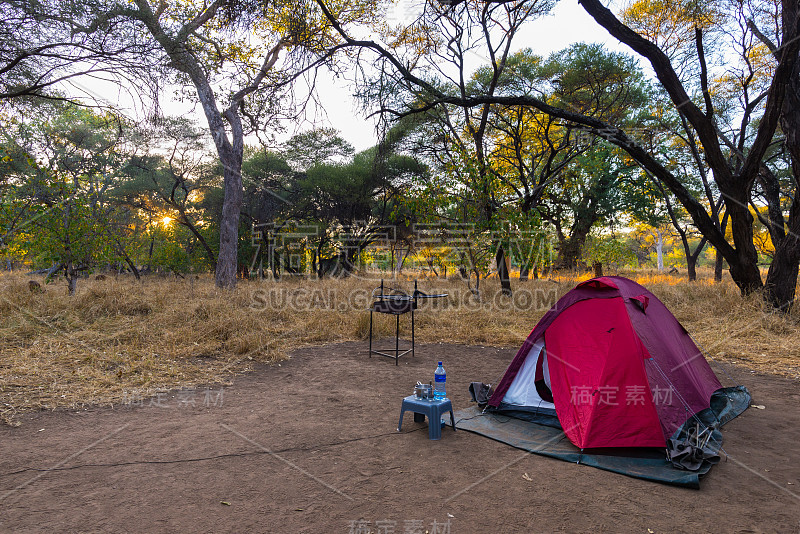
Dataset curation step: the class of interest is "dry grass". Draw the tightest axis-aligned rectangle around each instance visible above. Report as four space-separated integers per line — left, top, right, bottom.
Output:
1 268 798 425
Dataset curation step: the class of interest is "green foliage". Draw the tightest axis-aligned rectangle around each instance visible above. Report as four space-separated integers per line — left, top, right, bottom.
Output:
0 101 132 287
543 43 651 124
281 128 355 171
584 234 639 269
114 117 219 271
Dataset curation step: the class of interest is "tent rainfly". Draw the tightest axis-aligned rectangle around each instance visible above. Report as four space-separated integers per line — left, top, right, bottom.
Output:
488 276 749 451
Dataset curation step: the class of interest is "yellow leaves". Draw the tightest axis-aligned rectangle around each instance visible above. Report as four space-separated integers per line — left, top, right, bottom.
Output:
382 21 441 59
621 0 725 51
750 205 776 257
269 3 316 45
487 106 569 174
321 0 388 30
621 0 779 125
745 41 777 84
623 0 720 30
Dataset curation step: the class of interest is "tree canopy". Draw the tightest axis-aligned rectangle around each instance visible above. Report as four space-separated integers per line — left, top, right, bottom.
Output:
2 0 800 312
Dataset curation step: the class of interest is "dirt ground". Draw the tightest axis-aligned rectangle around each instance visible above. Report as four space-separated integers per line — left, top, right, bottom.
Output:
1 341 799 533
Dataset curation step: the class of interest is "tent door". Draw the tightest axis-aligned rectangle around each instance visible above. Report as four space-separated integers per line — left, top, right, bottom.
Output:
502 338 556 413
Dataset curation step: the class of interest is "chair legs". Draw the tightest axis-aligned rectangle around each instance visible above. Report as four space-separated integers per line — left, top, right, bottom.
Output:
395 314 400 365
368 310 414 365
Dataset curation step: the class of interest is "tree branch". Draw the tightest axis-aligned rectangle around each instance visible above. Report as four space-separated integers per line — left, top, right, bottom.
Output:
694 27 714 118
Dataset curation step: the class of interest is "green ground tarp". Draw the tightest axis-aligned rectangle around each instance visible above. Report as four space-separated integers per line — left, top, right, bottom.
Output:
446 385 751 488
448 406 711 488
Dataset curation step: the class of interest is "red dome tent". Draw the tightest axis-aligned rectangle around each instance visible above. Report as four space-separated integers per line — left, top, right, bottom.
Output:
488 276 746 450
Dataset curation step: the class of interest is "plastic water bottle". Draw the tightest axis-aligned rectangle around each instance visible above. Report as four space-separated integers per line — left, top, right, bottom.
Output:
434 362 446 400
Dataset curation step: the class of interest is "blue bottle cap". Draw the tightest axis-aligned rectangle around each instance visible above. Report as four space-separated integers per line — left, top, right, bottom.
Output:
438 361 442 366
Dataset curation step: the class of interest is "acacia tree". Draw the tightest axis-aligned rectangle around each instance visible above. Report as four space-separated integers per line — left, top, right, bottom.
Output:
482 50 585 222
286 135 427 277
354 0 554 294
239 128 357 277
281 127 356 171
60 0 380 288
488 44 652 269
314 0 800 311
614 88 723 281
118 117 218 270
0 128 38 252
581 0 800 309
372 40 651 281
539 146 630 268
2 100 129 293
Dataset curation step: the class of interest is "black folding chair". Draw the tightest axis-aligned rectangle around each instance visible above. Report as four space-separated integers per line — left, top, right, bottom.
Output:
368 280 418 365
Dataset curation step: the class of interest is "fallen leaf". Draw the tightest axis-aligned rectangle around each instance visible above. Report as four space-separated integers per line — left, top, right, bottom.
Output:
220 501 231 506
751 405 766 410
522 473 533 481
447 513 454 518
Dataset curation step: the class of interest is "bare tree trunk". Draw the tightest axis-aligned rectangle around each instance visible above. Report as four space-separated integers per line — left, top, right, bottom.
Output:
764 58 800 311
396 246 409 273
686 254 698 282
66 262 77 296
147 232 155 270
556 236 585 270
677 235 707 283
126 1 284 289
519 263 529 281
765 243 800 310
764 191 800 310
496 245 512 296
656 229 664 271
120 249 141 280
726 198 764 293
270 239 280 279
214 149 242 288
